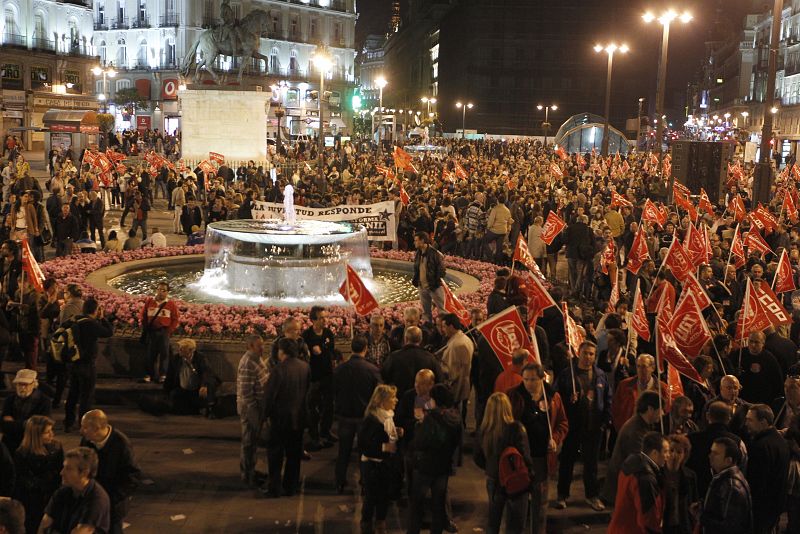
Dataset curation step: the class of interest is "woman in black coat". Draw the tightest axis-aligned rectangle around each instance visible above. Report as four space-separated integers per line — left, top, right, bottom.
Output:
663 434 699 534
358 384 402 534
13 416 64 534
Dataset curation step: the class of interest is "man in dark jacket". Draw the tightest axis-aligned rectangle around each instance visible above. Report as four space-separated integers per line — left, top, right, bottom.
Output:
699 437 753 534
687 401 748 497
302 306 337 450
406 384 462 534
381 326 443 397
764 325 798 376
0 441 14 497
262 338 311 498
739 331 784 405
609 432 669 533
332 336 380 492
79 410 141 534
744 404 790 533
53 204 80 257
87 190 105 248
163 338 219 416
64 298 114 432
412 231 446 321
1 369 52 452
564 214 594 298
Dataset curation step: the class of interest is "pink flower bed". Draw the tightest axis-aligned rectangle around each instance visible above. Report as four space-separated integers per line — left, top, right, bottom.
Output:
41 246 496 338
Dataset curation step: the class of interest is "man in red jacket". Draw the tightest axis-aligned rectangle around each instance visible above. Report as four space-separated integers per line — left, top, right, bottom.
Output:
611 354 671 432
140 282 179 383
609 431 669 534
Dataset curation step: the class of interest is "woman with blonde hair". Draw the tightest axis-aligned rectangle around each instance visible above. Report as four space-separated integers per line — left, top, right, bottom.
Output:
475 392 533 534
357 384 403 534
13 415 63 533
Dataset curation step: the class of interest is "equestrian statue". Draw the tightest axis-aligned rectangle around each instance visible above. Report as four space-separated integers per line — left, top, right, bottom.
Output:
180 0 270 83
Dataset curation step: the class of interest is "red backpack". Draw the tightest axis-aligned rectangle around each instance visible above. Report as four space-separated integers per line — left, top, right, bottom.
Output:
498 446 532 496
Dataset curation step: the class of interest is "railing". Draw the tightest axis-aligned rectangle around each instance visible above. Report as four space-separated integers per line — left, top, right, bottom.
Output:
32 37 55 51
111 18 129 30
58 0 90 6
94 21 109 31
67 42 93 57
786 62 800 77
160 13 180 27
285 0 349 13
131 16 150 29
1 33 27 47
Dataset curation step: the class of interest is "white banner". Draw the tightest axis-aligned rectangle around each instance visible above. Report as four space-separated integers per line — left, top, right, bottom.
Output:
252 200 397 242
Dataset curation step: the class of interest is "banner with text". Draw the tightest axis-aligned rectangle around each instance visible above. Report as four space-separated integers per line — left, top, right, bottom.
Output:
252 201 397 242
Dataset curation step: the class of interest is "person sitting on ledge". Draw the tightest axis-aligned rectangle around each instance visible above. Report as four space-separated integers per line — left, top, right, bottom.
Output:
163 338 220 417
186 225 205 246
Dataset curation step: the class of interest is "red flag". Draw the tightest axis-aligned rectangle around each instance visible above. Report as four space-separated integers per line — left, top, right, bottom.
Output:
657 313 705 384
393 146 418 173
674 188 698 221
753 281 792 328
684 224 708 268
576 152 586 168
611 191 633 208
476 306 536 370
743 229 773 258
774 248 797 294
631 280 651 341
673 181 691 196
82 151 98 167
735 278 772 339
399 184 410 206
549 162 563 179
626 227 651 275
540 211 567 245
376 165 395 181
454 161 469 180
727 195 746 223
198 159 216 175
646 279 676 314
641 199 664 227
729 226 746 269
105 149 126 163
555 145 568 161
650 152 660 167
513 235 536 271
524 272 558 326
562 302 585 356
20 239 45 293
600 239 616 275
664 236 694 282
677 272 712 311
338 265 380 316
783 189 799 223
667 292 712 358
698 188 715 216
115 164 126 174
607 278 620 313
441 279 470 327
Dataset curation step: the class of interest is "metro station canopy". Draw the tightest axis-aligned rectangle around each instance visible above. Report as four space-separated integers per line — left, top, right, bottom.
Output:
553 113 631 155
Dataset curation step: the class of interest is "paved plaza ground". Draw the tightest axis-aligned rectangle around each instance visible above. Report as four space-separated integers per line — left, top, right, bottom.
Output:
3 151 611 533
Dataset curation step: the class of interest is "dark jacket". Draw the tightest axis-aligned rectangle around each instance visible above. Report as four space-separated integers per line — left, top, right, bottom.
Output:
264 356 311 430
555 361 612 420
764 331 798 376
564 220 595 260
663 466 699 534
609 452 664 534
381 344 443 397
687 423 747 497
13 442 63 533
602 414 656 504
474 421 533 482
80 428 141 514
72 314 114 364
163 351 220 393
0 441 13 497
411 407 462 476
412 245 446 289
470 333 503 403
54 213 80 242
332 355 381 419
1 389 52 451
358 413 393 461
739 349 784 405
699 466 752 534
746 426 790 527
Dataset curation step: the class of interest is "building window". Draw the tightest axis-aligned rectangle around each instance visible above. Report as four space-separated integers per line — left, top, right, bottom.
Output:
138 0 146 22
96 80 105 94
117 38 127 67
33 13 45 40
68 19 80 52
116 79 131 92
98 0 105 24
4 7 19 40
289 50 298 72
334 22 343 45
165 38 176 67
117 0 125 22
271 14 280 34
430 43 439 62
290 16 298 38
137 39 148 66
310 18 317 39
269 47 279 72
98 40 107 63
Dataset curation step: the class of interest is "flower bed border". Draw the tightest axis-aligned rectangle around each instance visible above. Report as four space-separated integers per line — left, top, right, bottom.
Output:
42 246 497 338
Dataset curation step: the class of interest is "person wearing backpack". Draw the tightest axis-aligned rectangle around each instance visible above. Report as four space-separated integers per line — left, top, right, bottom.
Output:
406 384 463 534
474 391 534 534
63 298 113 433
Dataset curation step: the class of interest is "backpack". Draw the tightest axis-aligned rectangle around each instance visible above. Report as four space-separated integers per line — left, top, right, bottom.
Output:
498 446 532 497
50 317 89 363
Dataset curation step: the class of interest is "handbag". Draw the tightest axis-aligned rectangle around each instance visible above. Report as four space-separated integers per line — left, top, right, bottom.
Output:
139 301 167 345
40 226 52 246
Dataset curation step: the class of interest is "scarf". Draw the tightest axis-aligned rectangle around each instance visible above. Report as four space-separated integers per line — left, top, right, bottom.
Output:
375 408 398 442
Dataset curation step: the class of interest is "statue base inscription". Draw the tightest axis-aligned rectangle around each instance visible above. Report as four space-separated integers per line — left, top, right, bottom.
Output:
179 87 269 162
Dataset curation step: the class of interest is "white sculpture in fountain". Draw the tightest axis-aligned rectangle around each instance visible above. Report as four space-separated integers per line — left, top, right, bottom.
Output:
283 183 296 225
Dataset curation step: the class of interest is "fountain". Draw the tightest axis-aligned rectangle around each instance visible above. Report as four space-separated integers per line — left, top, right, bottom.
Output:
195 186 373 304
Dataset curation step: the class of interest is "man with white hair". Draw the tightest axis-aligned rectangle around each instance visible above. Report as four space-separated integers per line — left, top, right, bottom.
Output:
704 375 751 438
1 369 51 452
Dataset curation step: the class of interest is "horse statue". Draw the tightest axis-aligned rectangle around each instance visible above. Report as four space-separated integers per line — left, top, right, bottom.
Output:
180 8 271 83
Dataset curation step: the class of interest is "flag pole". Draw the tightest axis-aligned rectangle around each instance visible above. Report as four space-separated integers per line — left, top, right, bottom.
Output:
561 302 578 399
723 223 740 288
540 380 554 444
345 265 355 341
654 329 665 434
772 249 784 291
738 278 751 371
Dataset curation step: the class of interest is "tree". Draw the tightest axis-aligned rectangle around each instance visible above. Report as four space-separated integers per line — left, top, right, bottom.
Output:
112 88 148 122
96 113 115 133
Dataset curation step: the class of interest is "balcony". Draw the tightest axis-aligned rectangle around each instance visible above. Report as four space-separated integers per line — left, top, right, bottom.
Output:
57 0 90 6
67 42 94 57
1 33 27 48
285 0 348 13
94 21 108 31
31 37 55 51
111 18 129 30
131 16 150 29
160 12 179 27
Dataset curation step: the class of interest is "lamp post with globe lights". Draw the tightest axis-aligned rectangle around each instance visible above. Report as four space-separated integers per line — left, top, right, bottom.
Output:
312 48 332 182
537 104 557 146
456 102 473 139
92 65 116 112
375 76 388 154
594 42 629 156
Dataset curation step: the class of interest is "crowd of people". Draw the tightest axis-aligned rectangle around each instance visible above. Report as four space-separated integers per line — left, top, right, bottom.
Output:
0 134 799 533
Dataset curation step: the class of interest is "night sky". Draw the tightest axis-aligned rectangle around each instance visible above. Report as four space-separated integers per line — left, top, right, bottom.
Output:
356 0 763 120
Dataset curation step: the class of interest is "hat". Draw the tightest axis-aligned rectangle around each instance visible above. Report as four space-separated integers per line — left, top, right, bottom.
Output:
13 369 37 384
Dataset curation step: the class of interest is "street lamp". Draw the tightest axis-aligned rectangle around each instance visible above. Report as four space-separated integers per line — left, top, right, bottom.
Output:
421 96 437 115
312 47 332 182
594 42 629 156
92 64 116 112
375 76 388 153
537 104 558 146
643 8 692 162
456 102 474 139
637 97 645 150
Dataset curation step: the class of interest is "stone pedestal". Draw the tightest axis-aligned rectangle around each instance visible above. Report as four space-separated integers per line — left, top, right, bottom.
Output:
179 86 269 162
